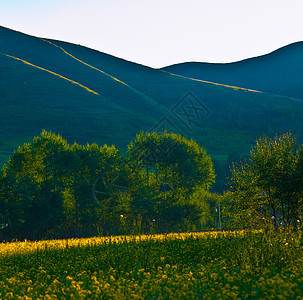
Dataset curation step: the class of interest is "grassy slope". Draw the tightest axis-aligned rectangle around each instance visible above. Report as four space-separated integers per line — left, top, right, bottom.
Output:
1 26 303 191
52 39 303 157
0 26 167 157
162 42 303 100
0 26 167 118
0 54 142 146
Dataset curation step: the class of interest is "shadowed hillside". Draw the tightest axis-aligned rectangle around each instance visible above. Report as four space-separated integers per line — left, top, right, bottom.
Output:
1 26 303 191
162 42 303 100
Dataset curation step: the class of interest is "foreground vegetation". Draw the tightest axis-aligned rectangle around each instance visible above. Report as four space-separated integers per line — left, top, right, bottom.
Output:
0 229 303 299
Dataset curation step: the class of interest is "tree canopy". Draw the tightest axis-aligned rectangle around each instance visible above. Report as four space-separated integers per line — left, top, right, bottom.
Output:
229 132 303 228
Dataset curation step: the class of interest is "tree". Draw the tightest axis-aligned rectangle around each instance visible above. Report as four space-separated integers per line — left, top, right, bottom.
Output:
70 142 127 236
229 132 303 229
188 187 212 230
127 131 215 191
125 131 215 231
0 130 73 239
0 130 128 239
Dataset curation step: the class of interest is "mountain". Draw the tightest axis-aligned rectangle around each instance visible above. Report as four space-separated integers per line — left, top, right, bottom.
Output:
162 42 303 100
1 25 303 191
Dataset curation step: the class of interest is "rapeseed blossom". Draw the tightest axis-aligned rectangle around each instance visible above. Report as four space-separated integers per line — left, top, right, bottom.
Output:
0 230 302 299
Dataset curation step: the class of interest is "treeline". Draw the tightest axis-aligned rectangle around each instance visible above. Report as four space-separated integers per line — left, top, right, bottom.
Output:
1 130 302 241
0 130 221 241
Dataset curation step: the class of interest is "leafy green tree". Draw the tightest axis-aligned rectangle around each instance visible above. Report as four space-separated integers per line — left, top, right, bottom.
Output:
0 130 130 239
0 165 33 238
229 132 303 228
187 187 212 230
70 142 127 236
125 131 215 231
128 131 215 190
0 130 74 239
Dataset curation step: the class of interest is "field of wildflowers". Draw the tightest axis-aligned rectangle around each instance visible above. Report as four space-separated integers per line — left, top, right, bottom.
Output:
0 229 303 299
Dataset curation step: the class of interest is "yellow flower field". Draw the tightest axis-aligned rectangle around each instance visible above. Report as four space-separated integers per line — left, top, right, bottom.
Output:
0 230 303 299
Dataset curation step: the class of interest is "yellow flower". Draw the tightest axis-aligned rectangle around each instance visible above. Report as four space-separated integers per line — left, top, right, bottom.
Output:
66 276 73 281
5 292 14 299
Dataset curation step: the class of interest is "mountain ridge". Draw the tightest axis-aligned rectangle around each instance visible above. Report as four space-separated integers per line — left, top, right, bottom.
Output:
163 42 303 67
162 41 303 100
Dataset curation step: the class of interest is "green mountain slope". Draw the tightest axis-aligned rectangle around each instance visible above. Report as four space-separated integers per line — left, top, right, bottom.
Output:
162 42 303 100
0 26 167 118
0 52 154 149
1 26 303 191
53 38 303 150
0 26 169 152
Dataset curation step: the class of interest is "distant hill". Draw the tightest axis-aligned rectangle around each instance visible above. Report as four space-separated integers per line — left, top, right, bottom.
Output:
1 25 303 191
162 42 303 100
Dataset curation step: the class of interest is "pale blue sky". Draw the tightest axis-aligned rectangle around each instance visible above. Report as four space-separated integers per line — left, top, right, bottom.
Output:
1 0 302 68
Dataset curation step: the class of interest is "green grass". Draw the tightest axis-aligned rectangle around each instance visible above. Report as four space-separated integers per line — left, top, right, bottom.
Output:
0 229 303 299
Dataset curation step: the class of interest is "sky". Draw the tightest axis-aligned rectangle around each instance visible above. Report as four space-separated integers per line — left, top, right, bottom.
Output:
1 0 303 68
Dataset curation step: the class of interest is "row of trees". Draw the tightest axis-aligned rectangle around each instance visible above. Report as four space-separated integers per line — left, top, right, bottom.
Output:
1 130 301 240
0 130 217 240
